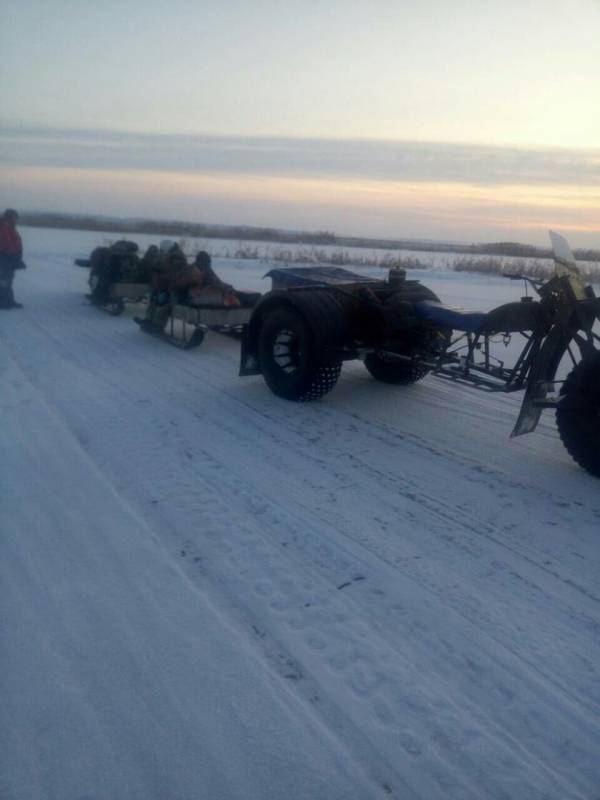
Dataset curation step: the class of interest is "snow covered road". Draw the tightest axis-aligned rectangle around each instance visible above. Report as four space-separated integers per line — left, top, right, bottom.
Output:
2 229 599 800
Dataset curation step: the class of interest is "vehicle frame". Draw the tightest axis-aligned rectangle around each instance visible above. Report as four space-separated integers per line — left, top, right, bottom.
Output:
240 232 600 476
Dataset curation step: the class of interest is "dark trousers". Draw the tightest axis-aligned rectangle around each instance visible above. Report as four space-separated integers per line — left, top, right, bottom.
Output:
0 266 16 308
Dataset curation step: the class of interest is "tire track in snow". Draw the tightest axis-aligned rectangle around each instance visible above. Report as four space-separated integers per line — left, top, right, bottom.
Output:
5 275 600 799
12 348 597 800
4 315 413 797
12 308 600 710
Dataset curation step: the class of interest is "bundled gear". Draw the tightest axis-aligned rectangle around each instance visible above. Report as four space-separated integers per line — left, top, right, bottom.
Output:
135 249 260 348
76 239 149 314
172 251 258 308
87 240 140 305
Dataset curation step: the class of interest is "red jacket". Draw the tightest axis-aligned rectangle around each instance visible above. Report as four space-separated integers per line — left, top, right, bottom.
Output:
0 222 22 256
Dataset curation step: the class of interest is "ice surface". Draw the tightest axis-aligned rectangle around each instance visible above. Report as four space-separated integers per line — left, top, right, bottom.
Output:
2 228 600 800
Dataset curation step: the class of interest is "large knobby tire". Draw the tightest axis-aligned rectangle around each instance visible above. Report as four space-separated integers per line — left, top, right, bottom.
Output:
365 284 441 385
258 307 341 401
364 352 429 384
556 351 600 477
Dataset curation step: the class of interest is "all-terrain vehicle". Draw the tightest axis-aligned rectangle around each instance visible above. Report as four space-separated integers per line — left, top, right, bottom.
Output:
240 232 600 477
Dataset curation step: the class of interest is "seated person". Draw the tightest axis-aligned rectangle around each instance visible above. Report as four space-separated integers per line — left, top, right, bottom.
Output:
142 242 186 329
148 242 185 299
142 249 260 331
172 251 241 306
173 251 260 307
137 244 160 282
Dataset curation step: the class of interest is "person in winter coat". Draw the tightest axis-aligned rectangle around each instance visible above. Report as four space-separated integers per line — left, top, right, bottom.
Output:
175 251 240 305
138 244 160 282
190 251 259 307
0 208 25 309
141 243 188 331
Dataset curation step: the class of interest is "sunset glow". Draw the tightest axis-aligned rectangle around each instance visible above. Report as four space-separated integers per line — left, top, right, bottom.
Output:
4 162 599 244
1 0 598 245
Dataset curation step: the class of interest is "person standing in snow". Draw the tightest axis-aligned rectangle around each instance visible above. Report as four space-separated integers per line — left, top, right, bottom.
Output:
0 208 26 309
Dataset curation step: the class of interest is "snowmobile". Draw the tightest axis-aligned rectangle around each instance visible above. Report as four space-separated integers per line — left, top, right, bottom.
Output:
76 241 150 315
240 232 600 477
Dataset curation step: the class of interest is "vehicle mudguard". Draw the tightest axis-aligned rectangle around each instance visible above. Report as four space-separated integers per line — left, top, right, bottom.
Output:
511 327 572 436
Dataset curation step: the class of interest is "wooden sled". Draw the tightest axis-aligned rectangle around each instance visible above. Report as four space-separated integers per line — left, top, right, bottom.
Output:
135 289 258 349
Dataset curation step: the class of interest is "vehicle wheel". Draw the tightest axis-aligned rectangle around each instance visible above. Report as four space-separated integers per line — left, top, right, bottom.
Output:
258 307 341 401
365 285 443 385
364 351 429 384
556 351 600 477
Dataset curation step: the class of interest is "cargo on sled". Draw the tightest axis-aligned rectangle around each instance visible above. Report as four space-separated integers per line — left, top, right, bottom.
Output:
77 240 152 315
134 248 260 348
135 294 258 348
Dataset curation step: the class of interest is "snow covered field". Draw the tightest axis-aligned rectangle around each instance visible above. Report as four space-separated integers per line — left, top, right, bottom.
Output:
2 227 600 800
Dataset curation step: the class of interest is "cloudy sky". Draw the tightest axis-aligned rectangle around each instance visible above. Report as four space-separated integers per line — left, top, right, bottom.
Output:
1 0 599 244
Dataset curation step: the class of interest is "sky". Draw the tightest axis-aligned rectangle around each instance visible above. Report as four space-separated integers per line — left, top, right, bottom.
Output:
1 0 599 245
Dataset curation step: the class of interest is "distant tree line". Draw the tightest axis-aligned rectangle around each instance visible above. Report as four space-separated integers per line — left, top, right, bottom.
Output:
19 212 338 246
18 211 600 262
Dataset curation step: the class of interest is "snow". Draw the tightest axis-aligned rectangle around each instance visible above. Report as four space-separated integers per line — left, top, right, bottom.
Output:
21 224 600 279
2 228 600 800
